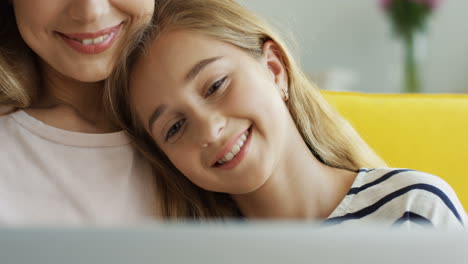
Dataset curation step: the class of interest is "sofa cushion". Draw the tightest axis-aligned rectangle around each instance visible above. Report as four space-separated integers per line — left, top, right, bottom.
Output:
322 90 468 210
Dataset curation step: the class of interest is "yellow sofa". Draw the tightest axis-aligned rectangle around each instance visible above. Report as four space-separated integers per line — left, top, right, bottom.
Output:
322 91 468 210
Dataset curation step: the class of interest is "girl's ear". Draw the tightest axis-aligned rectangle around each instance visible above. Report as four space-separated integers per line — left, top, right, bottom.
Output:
262 40 289 99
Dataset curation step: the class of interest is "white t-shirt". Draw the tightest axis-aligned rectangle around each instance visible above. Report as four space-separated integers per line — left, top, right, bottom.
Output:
324 168 467 229
0 110 159 226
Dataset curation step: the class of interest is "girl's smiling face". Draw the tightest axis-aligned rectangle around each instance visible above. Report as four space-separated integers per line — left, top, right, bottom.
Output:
130 30 291 194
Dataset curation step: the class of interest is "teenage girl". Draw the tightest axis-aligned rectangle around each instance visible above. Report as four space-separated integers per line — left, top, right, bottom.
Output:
106 0 466 228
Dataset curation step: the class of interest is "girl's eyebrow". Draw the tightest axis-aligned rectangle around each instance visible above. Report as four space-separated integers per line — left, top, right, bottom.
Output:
184 56 223 82
148 104 167 132
148 56 224 132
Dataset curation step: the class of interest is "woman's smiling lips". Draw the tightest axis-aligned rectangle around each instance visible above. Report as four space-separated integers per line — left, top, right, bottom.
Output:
57 22 123 54
211 126 253 169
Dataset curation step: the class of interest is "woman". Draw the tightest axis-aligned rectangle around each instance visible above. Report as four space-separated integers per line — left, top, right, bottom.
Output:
106 0 466 228
0 0 160 225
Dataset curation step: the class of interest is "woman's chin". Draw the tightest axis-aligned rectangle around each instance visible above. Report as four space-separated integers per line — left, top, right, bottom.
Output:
69 70 111 83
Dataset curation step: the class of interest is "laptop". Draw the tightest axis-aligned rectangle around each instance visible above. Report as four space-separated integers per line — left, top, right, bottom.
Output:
0 221 466 264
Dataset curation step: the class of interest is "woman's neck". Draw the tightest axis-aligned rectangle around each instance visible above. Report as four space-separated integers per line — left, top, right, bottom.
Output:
25 60 118 133
232 122 358 220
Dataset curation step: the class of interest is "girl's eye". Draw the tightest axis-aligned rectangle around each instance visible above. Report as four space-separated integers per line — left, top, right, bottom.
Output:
165 119 185 141
205 76 227 97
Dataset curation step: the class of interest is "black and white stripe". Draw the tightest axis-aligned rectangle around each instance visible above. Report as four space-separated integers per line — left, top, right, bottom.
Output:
323 168 466 229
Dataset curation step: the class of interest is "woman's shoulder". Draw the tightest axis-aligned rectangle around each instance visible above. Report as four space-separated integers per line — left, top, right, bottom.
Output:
0 110 19 132
0 110 132 147
0 110 37 138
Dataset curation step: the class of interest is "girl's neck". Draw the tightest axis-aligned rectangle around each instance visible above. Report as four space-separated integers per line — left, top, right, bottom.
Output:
25 60 118 133
232 122 358 220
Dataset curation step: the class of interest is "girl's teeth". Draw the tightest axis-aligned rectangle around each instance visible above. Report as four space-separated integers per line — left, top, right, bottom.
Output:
240 134 247 142
231 144 241 155
217 129 250 164
224 152 235 161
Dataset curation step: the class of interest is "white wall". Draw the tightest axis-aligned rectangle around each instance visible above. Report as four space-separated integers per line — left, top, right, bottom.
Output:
239 0 468 93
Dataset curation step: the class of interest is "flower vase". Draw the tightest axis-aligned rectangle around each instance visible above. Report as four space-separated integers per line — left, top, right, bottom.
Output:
401 31 426 93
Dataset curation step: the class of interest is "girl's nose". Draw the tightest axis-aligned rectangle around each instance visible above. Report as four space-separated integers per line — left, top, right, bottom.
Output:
195 111 225 148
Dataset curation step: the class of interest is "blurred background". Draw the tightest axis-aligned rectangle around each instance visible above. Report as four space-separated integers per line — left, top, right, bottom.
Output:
239 0 468 93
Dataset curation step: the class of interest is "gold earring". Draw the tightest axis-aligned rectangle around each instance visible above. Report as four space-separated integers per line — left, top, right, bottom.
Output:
281 88 289 101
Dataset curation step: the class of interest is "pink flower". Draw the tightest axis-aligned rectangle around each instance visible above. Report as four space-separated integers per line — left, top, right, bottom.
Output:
379 0 392 10
379 0 442 10
411 0 441 9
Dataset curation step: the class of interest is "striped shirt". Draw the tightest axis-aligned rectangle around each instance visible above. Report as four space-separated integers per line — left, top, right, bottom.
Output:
323 168 467 229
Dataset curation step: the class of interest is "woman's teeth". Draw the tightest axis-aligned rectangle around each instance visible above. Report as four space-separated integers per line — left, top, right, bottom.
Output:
217 130 249 164
74 34 110 45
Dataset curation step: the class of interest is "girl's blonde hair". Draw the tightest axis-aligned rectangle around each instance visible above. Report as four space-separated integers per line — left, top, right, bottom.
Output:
0 1 38 110
105 0 386 220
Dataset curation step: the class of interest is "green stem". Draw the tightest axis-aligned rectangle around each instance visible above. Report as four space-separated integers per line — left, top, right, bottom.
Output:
403 32 421 93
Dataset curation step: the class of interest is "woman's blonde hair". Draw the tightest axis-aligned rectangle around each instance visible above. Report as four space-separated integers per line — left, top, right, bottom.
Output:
105 0 387 220
0 1 38 110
